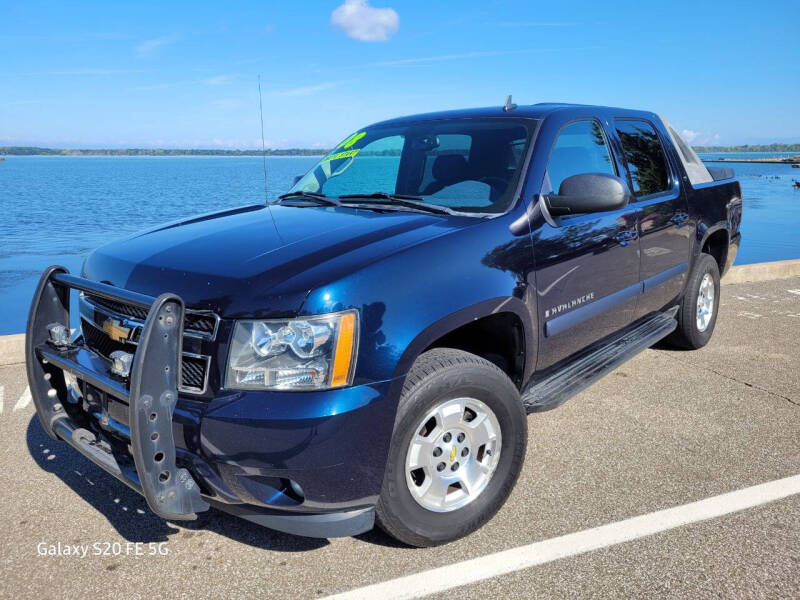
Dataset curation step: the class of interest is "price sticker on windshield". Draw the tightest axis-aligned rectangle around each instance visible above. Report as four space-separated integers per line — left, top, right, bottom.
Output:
324 148 360 162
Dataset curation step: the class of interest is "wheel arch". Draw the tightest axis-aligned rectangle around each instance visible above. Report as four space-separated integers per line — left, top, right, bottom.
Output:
695 224 730 276
393 297 535 390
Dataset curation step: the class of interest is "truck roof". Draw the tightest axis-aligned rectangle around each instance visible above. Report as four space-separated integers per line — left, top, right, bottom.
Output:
370 103 659 127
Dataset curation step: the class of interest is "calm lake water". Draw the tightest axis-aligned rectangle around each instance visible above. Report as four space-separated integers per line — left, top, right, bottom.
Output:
1 153 799 334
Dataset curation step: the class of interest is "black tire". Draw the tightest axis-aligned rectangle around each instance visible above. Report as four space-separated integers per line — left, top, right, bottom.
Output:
666 253 721 349
375 348 527 547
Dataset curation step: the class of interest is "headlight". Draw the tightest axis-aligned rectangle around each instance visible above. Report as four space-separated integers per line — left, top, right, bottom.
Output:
225 310 358 391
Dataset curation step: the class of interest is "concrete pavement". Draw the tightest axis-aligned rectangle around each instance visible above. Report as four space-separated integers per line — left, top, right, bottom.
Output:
0 277 798 599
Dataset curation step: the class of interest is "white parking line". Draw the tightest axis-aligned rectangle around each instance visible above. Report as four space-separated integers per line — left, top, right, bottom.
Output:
0 385 4 414
14 386 32 412
323 474 800 600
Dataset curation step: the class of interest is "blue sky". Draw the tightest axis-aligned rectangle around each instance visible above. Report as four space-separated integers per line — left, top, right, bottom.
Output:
2 0 798 149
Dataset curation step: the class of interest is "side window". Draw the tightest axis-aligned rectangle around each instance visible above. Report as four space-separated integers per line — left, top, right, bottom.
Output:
615 120 670 197
544 120 616 194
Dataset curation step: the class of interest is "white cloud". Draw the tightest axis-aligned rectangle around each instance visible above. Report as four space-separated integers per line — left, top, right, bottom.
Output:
271 81 346 97
133 74 237 91
133 80 192 91
331 0 399 42
210 98 244 110
333 46 600 70
48 68 152 76
136 36 177 57
495 21 577 27
368 49 538 67
680 130 721 145
200 74 235 86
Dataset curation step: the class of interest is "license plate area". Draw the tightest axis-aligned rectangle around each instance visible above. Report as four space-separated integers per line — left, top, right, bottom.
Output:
81 381 131 438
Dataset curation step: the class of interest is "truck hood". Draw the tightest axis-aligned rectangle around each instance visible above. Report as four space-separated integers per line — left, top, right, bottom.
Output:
82 204 477 317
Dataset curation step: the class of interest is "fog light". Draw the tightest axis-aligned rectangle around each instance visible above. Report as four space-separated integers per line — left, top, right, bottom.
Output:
289 479 304 499
109 350 133 378
47 323 70 348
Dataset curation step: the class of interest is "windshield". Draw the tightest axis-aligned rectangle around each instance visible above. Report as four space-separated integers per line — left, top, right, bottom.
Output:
288 118 537 214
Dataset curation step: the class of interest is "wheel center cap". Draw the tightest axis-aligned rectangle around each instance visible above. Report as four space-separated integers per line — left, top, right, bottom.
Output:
449 445 457 462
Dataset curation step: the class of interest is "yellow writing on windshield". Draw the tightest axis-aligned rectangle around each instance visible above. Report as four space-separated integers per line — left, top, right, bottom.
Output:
341 131 366 149
324 149 360 162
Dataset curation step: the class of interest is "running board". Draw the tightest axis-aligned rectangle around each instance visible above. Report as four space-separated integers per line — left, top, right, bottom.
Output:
522 312 677 413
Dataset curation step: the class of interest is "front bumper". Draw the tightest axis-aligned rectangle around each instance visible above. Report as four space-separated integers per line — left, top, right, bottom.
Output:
26 267 400 538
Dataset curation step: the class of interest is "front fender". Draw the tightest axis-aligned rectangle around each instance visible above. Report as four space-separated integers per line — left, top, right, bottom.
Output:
392 295 535 381
300 214 537 387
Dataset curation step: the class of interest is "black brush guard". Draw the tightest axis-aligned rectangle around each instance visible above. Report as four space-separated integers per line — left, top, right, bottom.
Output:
26 266 209 520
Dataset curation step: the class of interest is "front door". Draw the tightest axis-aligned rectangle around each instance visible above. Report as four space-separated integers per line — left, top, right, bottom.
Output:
613 119 690 316
532 118 640 371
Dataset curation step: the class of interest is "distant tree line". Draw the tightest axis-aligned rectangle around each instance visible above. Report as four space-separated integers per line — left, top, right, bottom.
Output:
0 146 329 156
692 143 800 153
3 143 799 157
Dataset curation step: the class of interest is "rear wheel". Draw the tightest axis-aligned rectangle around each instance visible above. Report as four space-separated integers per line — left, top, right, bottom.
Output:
667 253 721 349
376 348 527 547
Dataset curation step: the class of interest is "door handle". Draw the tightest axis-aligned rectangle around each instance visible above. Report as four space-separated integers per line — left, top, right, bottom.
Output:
671 213 689 228
614 229 638 246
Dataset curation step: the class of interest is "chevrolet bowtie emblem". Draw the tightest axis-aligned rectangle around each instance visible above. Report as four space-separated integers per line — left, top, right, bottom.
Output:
450 445 457 462
102 318 131 343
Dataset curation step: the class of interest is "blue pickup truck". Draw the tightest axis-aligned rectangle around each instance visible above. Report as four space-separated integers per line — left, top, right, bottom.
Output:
27 102 741 547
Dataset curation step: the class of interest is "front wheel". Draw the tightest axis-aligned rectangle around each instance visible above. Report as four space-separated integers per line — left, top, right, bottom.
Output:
376 348 527 547
667 253 721 349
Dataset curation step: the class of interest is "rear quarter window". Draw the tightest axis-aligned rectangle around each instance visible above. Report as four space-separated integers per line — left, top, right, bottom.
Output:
662 119 714 185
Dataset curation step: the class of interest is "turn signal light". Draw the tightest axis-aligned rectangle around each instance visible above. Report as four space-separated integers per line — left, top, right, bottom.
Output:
331 312 356 387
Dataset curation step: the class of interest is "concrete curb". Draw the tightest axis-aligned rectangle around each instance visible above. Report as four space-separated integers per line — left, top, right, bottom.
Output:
0 334 25 367
723 259 800 284
1 259 798 366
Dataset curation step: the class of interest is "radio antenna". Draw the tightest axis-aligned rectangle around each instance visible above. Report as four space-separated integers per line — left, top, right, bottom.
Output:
258 74 269 203
258 74 283 242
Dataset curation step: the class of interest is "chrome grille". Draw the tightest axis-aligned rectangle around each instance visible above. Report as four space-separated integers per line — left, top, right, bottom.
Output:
85 294 218 338
86 295 148 321
81 317 211 395
82 317 133 357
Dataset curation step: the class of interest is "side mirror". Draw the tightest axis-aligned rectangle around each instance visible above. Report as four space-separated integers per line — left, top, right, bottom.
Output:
544 173 631 216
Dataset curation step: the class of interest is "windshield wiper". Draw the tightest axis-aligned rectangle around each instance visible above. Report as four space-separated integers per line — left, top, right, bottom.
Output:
338 192 454 215
276 191 341 207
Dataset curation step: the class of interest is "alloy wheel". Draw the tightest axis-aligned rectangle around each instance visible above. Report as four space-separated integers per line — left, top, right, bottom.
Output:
404 397 502 512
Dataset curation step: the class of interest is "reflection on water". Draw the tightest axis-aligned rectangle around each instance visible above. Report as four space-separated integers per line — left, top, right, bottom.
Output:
699 153 800 264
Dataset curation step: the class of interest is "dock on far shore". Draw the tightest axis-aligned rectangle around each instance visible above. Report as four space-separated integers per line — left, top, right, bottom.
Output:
702 154 800 164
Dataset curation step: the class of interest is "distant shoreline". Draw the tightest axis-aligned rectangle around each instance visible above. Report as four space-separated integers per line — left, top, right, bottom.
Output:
702 155 800 164
0 146 328 157
1 145 799 160
2 141 800 157
693 144 800 153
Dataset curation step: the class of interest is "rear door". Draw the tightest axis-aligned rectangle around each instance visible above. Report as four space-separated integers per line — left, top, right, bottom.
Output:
532 117 640 371
612 119 690 316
